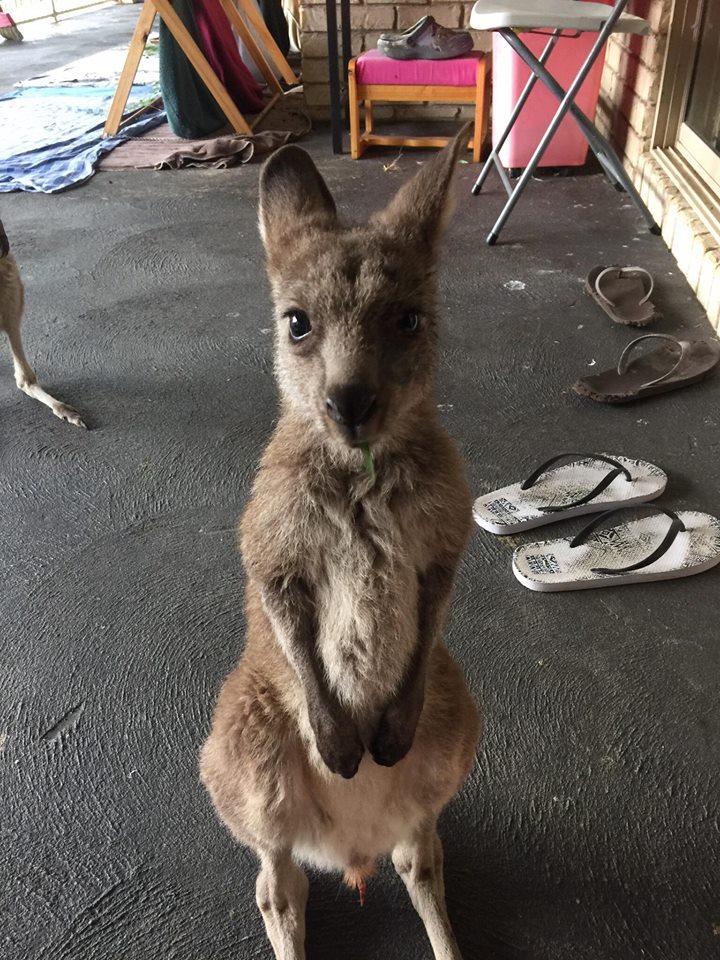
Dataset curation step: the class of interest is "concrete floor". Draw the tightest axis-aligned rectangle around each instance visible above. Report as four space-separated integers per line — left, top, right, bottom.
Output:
2 11 720 960
0 4 140 94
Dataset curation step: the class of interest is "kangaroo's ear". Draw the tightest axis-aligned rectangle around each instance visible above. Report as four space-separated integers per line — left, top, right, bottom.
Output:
372 122 469 251
259 146 337 265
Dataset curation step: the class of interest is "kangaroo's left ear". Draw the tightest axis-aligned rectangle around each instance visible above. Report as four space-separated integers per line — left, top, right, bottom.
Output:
0 218 9 259
372 122 470 252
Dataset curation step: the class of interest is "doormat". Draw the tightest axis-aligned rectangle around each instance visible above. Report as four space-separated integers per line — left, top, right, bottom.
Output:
99 86 311 170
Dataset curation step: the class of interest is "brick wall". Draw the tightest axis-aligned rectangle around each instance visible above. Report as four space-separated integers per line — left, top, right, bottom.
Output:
596 0 668 175
300 1 490 121
597 0 720 329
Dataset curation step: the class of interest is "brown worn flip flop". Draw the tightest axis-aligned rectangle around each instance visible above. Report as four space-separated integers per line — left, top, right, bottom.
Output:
573 333 720 404
586 265 660 326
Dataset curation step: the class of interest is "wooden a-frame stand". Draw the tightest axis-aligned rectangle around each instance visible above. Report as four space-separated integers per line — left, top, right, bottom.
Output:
103 0 297 137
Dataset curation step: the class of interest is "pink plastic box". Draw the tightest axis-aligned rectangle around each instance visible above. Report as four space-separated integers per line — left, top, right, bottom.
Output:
492 5 611 169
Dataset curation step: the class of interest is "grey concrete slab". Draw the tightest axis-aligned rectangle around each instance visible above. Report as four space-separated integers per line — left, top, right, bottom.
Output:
0 4 141 94
1 142 719 960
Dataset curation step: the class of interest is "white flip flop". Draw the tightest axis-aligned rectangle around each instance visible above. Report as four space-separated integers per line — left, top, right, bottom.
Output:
473 454 667 535
513 507 720 592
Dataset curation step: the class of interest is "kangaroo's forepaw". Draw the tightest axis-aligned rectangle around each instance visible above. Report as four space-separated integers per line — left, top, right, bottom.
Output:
311 711 364 779
370 702 420 768
53 403 87 429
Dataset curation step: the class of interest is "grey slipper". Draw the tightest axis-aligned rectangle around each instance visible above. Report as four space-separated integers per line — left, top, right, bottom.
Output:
573 333 720 403
378 16 473 61
585 265 660 326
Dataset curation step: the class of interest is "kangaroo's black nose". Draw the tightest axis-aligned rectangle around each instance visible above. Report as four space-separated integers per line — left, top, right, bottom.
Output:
326 385 377 429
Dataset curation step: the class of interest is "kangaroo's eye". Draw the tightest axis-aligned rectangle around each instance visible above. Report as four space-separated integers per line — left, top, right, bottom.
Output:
287 310 312 341
399 311 420 334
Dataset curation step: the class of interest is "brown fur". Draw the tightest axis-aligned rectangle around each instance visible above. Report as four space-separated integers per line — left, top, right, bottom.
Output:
0 219 85 427
200 130 481 960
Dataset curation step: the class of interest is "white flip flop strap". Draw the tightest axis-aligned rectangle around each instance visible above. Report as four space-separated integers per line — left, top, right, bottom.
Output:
594 265 654 308
617 333 690 391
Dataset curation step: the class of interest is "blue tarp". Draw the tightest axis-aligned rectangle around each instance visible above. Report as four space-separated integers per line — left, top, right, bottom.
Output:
0 83 166 194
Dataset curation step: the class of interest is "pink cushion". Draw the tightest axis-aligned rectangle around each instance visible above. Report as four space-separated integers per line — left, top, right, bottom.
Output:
355 49 483 87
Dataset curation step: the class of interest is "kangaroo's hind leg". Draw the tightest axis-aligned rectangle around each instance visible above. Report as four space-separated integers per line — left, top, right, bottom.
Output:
256 848 308 960
200 660 310 960
392 823 463 960
1 255 86 428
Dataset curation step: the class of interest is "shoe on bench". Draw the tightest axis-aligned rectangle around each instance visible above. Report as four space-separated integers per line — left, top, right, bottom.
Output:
378 15 473 61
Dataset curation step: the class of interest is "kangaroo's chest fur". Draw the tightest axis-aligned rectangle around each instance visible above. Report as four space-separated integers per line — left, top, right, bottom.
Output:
313 479 421 717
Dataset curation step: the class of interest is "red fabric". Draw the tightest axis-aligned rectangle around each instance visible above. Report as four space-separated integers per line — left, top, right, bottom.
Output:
193 0 265 114
356 49 483 87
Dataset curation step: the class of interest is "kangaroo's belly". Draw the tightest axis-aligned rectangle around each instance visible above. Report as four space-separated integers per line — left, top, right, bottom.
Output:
202 622 480 873
291 646 480 876
292 754 426 874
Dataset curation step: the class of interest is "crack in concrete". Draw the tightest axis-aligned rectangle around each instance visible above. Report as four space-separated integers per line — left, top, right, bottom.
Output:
41 703 85 742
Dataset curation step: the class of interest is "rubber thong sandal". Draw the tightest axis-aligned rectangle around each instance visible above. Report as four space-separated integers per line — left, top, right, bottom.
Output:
573 333 720 403
586 265 659 326
473 453 667 535
512 505 720 592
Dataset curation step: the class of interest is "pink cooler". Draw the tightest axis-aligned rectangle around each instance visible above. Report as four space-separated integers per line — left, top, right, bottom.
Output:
492 1 612 168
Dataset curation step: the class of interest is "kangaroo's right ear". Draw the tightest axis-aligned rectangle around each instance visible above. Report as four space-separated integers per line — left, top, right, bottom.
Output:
259 146 337 265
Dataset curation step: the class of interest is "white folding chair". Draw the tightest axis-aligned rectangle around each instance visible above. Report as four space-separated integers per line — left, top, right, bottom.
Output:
469 0 660 244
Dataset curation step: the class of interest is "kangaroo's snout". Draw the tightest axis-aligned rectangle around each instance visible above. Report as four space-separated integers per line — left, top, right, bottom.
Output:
326 384 377 435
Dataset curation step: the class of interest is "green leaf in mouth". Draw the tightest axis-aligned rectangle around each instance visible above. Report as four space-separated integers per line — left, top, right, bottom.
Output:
359 442 375 483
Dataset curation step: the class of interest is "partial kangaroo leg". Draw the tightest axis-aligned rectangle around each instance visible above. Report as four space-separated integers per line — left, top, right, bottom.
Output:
392 825 463 960
2 280 86 428
7 324 86 428
255 849 308 960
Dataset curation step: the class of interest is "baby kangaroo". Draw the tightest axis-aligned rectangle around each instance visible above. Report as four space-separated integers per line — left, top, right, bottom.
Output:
200 129 480 960
0 218 85 427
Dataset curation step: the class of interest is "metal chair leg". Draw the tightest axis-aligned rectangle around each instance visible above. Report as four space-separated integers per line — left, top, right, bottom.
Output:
471 31 560 196
325 0 342 153
340 0 352 124
501 29 660 235
487 6 628 244
495 157 514 197
486 1 659 244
